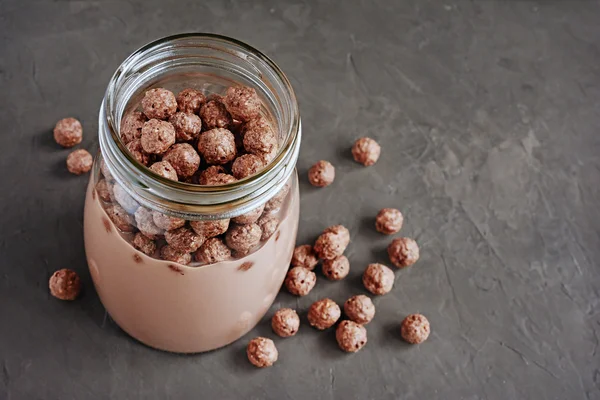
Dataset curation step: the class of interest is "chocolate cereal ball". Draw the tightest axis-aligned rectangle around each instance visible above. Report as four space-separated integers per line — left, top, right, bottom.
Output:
247 337 278 368
388 237 420 268
362 263 395 295
264 184 290 213
125 138 150 165
176 88 205 114
49 269 81 301
224 86 261 121
336 320 367 353
141 88 177 120
231 204 265 225
152 211 186 231
95 179 114 202
225 223 262 255
141 119 176 155
198 128 237 165
190 219 230 238
308 298 341 330
243 117 277 156
291 245 319 270
105 204 136 232
352 137 381 166
271 308 300 338
401 314 430 344
344 295 375 325
376 208 404 235
197 165 226 185
120 110 146 144
169 111 202 142
322 255 350 281
66 149 93 175
53 117 83 148
258 213 279 241
132 232 157 256
165 226 204 253
162 143 201 178
231 154 265 179
284 267 316 296
134 207 164 239
314 225 350 260
308 160 335 187
195 237 231 264
159 245 192 265
200 99 232 130
149 161 178 181
202 173 236 186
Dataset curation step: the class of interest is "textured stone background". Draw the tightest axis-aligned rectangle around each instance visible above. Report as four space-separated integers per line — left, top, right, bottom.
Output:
1 1 599 399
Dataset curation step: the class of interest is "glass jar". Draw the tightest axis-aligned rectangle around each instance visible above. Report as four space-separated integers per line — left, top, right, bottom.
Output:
83 34 300 353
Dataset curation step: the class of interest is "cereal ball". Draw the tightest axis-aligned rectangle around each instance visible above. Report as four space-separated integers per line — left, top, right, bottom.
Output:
162 143 201 178
307 298 341 330
362 263 395 295
159 245 191 265
199 99 232 130
125 138 150 165
105 204 136 232
197 165 226 185
100 160 113 181
258 213 279 241
194 237 231 264
284 267 316 296
134 207 164 239
66 149 93 175
149 161 178 181
246 337 278 368
344 295 375 325
202 173 236 186
190 218 230 238
141 119 176 155
141 88 177 120
376 208 404 235
176 88 205 114
231 204 265 225
225 223 262 255
314 225 350 260
152 211 186 231
95 179 114 202
197 128 237 165
169 112 202 142
112 184 139 214
49 269 81 301
388 237 420 268
224 86 261 121
336 320 367 353
120 110 146 144
243 117 277 156
308 160 335 187
165 226 204 253
322 255 350 281
53 117 82 148
352 137 381 166
291 245 318 270
271 308 300 338
231 154 265 179
401 314 430 344
264 184 290 213
132 232 157 256
324 225 350 243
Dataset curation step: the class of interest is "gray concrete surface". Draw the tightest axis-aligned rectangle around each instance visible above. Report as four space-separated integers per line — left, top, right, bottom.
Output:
1 1 599 399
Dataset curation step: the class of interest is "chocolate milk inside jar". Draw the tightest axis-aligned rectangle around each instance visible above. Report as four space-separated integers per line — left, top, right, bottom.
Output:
83 34 301 353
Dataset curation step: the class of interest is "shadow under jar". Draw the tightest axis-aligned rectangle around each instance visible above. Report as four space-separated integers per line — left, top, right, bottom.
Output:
83 34 301 353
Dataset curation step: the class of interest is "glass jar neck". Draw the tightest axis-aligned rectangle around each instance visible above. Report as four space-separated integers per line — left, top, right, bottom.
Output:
99 34 300 220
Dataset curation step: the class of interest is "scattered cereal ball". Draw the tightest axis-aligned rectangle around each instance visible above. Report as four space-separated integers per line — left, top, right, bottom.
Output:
190 218 230 238
152 211 186 231
112 184 139 214
336 320 367 352
308 160 335 187
198 128 237 165
49 269 81 300
200 99 232 130
225 223 262 255
224 86 261 121
362 263 395 295
264 183 290 213
308 298 341 330
291 245 319 270
401 314 430 344
194 237 231 264
271 308 300 338
66 149 93 175
344 295 375 325
169 111 202 142
100 160 113 181
159 245 192 265
176 88 205 114
95 179 114 202
376 208 404 235
352 137 381 166
232 204 265 225
141 88 177 120
246 337 278 368
314 225 350 260
105 204 136 232
197 165 226 185
120 110 146 144
388 237 420 268
162 143 201 178
322 255 350 281
258 213 279 241
132 232 157 256
53 117 83 148
141 119 176 155
231 154 265 179
243 117 277 156
149 161 178 181
284 267 316 296
202 173 236 186
165 226 204 253
324 225 350 243
134 207 164 239
125 138 150 165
